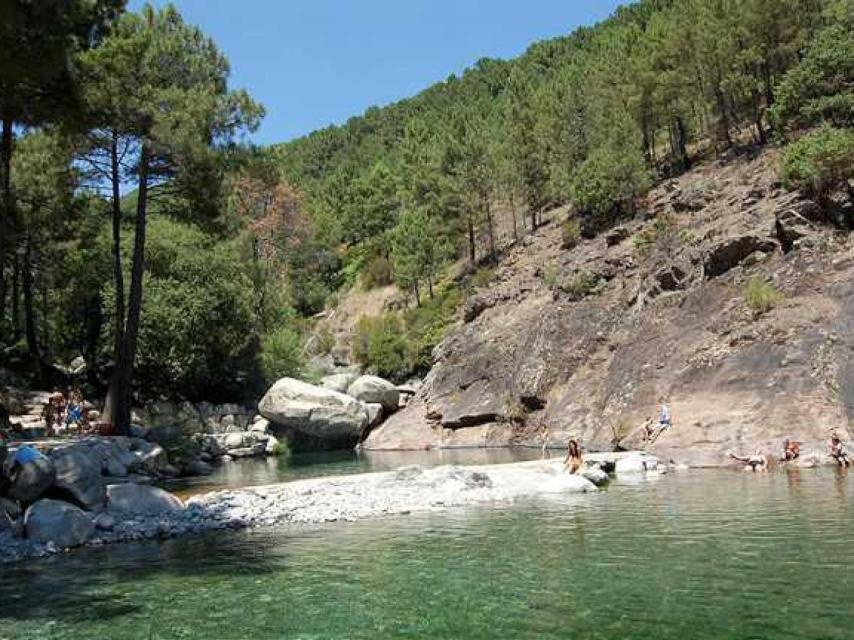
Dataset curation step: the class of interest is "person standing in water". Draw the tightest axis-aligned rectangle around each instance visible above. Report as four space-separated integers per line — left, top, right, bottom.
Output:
564 438 583 474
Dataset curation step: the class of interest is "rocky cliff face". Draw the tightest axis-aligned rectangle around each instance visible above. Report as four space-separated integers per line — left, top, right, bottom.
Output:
363 147 854 465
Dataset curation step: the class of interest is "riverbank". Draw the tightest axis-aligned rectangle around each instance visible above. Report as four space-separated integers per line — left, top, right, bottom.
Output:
0 455 628 565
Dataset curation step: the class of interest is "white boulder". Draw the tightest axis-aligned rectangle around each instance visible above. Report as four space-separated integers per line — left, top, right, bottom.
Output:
346 375 400 412
259 378 368 441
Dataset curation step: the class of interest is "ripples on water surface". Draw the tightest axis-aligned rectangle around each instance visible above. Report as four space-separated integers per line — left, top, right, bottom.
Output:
2 468 852 639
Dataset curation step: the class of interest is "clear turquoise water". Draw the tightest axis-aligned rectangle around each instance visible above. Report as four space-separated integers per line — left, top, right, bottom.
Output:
2 467 853 639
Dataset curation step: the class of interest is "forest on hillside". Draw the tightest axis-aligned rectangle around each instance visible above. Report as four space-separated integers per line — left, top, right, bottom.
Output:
0 0 852 433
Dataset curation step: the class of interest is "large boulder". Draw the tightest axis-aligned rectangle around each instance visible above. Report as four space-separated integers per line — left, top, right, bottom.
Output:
129 439 168 475
92 438 137 478
259 378 368 441
106 483 183 515
320 372 359 394
49 444 105 510
24 499 94 548
346 375 400 412
5 449 56 503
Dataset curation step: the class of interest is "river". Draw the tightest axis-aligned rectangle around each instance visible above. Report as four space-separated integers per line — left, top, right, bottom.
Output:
2 464 852 639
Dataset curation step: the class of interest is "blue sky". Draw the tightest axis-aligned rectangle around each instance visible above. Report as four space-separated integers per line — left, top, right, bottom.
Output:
128 1 624 145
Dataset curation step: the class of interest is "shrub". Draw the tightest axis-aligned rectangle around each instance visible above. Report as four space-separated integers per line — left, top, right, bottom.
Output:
559 270 600 300
780 126 854 206
570 143 652 233
470 266 495 290
269 439 291 457
403 285 460 373
633 212 692 258
560 218 582 249
361 255 393 289
540 265 560 288
352 285 460 379
743 277 784 314
260 325 305 383
352 314 408 379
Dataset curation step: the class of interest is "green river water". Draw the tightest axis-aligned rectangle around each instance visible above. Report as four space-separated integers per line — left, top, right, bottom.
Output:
1 461 852 639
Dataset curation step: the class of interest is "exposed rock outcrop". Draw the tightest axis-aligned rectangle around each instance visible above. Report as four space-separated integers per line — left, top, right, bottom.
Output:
363 148 854 464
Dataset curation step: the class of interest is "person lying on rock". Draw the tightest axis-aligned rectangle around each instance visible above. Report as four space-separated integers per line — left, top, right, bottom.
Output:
564 438 583 475
829 434 850 467
781 439 801 463
728 450 768 472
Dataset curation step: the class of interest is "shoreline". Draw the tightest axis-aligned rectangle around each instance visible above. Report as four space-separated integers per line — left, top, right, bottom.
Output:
1 456 616 565
1 447 840 566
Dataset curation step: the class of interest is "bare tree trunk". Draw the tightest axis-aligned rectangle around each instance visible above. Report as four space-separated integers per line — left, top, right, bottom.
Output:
674 115 690 171
0 116 13 333
102 132 127 426
485 199 495 260
112 144 149 436
467 217 476 265
11 249 20 341
23 231 38 358
510 195 518 242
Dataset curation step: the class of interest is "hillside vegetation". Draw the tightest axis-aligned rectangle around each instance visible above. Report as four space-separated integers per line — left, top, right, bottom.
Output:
0 0 852 436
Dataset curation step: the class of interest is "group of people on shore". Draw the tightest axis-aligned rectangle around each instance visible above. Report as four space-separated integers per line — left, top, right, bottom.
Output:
41 389 89 437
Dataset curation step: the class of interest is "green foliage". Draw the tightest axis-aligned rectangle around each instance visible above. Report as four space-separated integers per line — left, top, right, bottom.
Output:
111 218 258 399
743 277 784 314
540 265 560 288
260 324 305 385
353 285 460 379
470 266 496 290
560 218 582 250
569 140 652 232
633 212 692 258
361 255 393 289
269 438 291 458
771 24 854 131
780 126 854 205
558 270 601 300
352 314 409 380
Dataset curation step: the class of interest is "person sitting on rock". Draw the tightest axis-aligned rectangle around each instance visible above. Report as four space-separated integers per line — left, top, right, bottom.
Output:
564 438 583 475
829 434 850 467
781 438 801 463
729 450 768 472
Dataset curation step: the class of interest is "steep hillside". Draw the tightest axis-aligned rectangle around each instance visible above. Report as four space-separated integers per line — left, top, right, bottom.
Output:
363 146 854 465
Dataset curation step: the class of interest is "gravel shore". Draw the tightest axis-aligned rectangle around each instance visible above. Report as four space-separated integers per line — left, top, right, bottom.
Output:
0 459 601 564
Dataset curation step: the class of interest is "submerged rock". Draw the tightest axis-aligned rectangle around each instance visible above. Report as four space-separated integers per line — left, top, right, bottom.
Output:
615 455 659 475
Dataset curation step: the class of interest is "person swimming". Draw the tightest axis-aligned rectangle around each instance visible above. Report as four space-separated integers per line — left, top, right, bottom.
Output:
729 450 768 472
781 439 801 462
